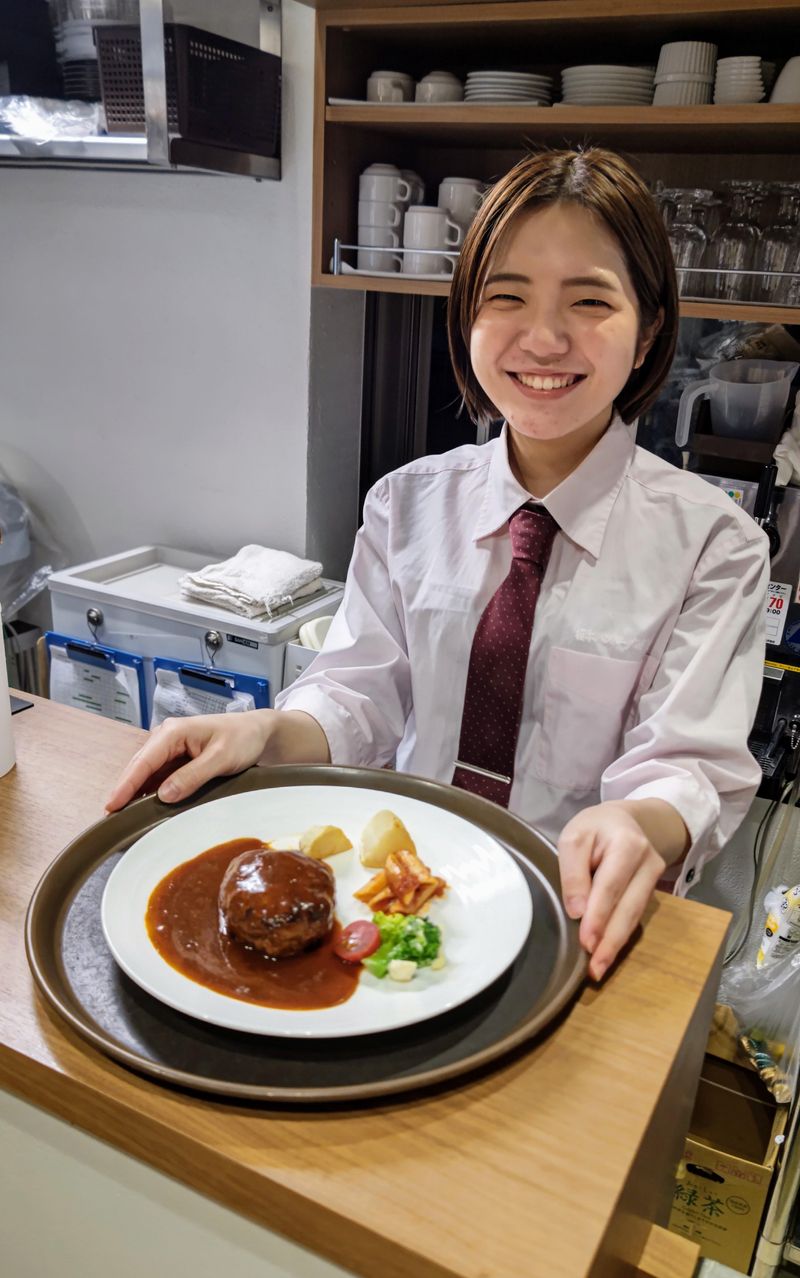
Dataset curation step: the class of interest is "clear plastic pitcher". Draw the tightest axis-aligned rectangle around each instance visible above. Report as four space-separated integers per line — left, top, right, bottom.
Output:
675 359 799 447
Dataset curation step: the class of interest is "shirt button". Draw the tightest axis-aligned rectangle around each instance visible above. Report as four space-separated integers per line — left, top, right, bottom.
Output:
686 867 695 883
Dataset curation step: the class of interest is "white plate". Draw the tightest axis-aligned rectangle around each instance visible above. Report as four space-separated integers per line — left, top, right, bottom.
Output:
562 95 653 104
465 92 549 100
102 785 533 1038
467 69 552 79
563 63 655 74
467 75 552 84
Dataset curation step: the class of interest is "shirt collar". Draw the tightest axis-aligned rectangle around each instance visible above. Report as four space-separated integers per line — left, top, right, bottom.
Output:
473 414 636 559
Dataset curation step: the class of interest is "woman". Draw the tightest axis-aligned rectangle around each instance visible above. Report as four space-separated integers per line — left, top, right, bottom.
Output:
107 147 769 980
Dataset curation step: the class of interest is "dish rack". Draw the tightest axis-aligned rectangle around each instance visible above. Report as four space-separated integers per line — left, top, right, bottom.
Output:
95 23 281 158
332 240 800 302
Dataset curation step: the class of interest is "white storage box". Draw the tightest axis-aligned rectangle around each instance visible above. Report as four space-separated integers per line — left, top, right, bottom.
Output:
47 546 343 716
282 640 321 690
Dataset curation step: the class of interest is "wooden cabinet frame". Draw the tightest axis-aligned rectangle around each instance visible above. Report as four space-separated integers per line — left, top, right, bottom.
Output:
310 0 800 322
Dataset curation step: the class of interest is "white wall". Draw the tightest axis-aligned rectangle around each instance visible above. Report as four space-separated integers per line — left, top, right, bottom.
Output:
0 1 315 578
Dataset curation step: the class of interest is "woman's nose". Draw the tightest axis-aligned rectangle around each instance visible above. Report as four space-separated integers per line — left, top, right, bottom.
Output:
516 310 570 358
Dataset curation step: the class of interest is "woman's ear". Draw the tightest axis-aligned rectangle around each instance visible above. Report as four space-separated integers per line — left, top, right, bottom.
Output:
634 307 664 370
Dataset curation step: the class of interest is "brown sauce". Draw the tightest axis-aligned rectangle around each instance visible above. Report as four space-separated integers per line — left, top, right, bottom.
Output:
145 837 360 1011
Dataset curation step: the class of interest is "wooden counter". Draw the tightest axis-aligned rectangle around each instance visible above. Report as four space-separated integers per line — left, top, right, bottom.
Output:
0 697 719 1278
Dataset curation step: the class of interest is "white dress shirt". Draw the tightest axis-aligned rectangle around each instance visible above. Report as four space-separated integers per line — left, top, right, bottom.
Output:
277 416 770 894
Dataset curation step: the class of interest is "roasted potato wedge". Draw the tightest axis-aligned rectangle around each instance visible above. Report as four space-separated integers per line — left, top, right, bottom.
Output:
359 809 417 868
299 824 353 860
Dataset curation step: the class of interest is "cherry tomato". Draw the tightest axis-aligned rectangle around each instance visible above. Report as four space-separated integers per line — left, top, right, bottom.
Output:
333 920 381 963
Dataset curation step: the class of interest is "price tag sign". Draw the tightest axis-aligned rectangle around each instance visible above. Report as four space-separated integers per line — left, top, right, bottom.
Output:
766 581 792 646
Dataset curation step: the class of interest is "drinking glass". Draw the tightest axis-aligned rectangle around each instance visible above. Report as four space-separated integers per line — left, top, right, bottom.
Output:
668 190 712 298
654 187 682 233
703 180 763 302
755 183 800 303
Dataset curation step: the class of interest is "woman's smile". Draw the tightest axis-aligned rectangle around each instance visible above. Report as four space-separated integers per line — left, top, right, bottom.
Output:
508 370 587 398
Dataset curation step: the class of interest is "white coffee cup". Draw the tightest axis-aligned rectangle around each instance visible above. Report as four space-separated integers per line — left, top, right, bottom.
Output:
358 198 403 228
415 72 464 104
358 225 402 272
359 163 412 204
367 70 414 103
402 204 463 276
437 176 483 228
400 169 426 205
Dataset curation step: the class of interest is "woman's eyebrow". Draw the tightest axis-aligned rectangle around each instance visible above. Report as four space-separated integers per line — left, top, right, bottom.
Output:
561 274 620 291
483 272 530 286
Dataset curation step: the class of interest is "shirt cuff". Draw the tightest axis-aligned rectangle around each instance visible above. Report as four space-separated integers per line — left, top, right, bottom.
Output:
610 774 720 896
275 685 368 768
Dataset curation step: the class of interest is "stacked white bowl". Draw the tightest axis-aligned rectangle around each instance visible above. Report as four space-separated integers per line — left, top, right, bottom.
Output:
653 42 716 106
357 163 424 272
714 56 765 104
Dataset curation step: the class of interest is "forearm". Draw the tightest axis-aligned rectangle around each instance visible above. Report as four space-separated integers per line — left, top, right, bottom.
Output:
604 798 690 867
257 709 331 766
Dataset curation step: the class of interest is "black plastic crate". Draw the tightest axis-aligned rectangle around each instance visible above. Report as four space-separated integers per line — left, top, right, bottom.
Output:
96 23 281 158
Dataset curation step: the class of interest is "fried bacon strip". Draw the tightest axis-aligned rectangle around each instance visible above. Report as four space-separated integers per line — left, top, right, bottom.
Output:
354 848 447 915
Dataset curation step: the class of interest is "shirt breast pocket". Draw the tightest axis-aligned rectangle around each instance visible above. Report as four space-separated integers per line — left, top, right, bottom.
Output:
534 646 644 792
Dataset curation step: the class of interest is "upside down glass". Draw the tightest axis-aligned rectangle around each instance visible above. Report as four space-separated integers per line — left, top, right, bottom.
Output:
756 184 800 304
668 190 712 298
703 180 765 303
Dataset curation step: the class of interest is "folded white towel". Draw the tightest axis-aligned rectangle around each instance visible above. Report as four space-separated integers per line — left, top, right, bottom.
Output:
179 544 323 618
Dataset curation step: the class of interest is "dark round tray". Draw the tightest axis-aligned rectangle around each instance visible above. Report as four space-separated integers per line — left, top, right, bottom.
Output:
26 765 586 1103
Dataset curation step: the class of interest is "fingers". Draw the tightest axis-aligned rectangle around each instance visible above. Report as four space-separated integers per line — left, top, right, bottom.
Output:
156 744 230 803
557 825 596 920
587 861 660 982
578 841 642 955
105 721 187 812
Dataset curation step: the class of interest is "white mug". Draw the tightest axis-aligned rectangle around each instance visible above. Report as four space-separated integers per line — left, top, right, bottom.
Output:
359 164 412 204
437 176 483 227
415 79 464 103
402 205 463 276
400 169 426 205
367 70 414 103
358 225 402 272
357 198 403 228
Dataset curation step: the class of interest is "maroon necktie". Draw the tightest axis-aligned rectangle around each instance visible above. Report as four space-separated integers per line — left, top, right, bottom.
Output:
452 506 558 807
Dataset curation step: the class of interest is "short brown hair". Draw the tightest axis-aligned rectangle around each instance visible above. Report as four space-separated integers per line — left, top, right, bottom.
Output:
447 147 678 427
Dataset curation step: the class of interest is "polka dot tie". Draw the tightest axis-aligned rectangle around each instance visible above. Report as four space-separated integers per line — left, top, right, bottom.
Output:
452 506 558 807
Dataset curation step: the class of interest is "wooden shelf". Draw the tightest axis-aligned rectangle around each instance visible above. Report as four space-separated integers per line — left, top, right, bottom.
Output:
681 300 800 324
309 0 799 27
313 271 800 325
312 0 800 306
325 103 800 153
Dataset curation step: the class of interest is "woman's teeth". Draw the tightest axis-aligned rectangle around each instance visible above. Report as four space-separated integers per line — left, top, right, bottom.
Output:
515 372 580 391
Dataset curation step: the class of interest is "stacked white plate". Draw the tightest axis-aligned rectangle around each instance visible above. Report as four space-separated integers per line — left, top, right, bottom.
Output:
465 70 553 104
561 64 654 105
714 56 764 104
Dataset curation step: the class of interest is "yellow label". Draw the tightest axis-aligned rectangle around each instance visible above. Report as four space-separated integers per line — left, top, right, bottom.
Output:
765 659 800 675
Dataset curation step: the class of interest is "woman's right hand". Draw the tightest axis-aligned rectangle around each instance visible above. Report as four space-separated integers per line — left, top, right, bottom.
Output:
105 708 330 813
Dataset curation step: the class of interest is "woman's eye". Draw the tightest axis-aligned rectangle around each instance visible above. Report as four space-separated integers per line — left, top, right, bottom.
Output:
487 292 522 304
574 297 611 309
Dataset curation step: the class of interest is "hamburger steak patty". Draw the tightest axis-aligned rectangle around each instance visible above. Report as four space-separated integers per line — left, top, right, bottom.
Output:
219 846 335 958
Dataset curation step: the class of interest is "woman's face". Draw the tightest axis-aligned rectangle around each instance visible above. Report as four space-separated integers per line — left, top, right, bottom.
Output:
469 201 653 442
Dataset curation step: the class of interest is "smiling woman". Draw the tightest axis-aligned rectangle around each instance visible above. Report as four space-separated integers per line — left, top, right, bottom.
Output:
108 146 769 987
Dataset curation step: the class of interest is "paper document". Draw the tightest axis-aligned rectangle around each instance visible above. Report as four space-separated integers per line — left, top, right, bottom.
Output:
150 667 255 728
49 644 142 728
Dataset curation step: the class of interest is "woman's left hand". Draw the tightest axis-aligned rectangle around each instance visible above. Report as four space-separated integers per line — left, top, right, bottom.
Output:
556 801 672 982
